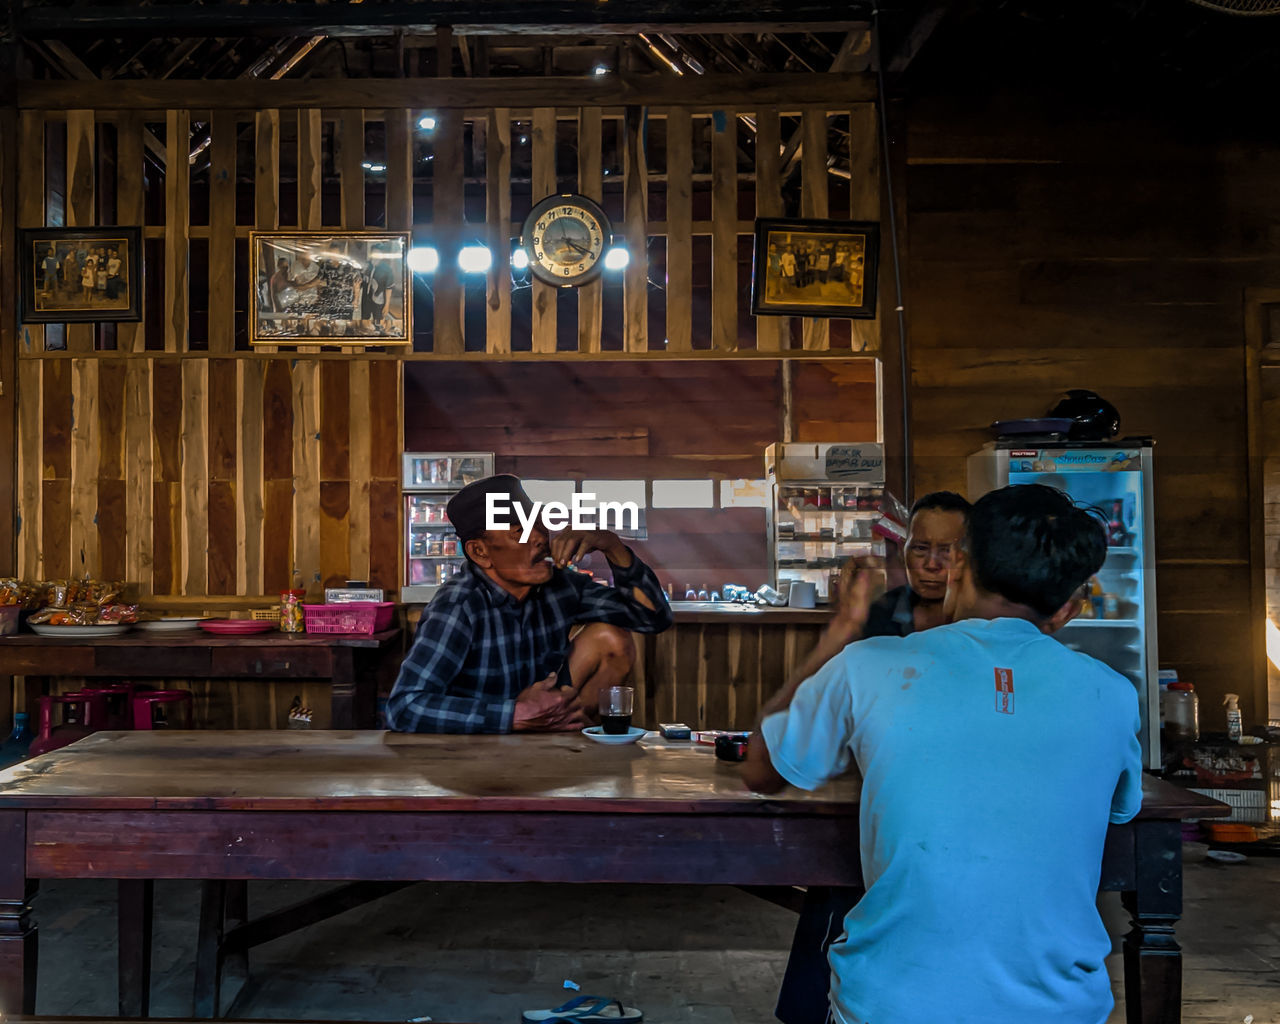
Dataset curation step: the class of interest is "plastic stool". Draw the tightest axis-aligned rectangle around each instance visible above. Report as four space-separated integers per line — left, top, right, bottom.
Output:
131 690 193 730
29 690 109 757
81 682 140 730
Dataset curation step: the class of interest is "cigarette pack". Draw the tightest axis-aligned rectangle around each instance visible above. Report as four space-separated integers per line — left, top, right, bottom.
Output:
325 587 385 603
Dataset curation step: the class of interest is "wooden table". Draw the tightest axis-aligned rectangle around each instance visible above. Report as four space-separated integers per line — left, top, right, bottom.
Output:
0 731 1227 1024
0 629 401 729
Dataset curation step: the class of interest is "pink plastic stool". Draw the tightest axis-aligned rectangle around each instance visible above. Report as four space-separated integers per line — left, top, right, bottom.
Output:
81 682 140 730
29 690 109 757
130 690 193 730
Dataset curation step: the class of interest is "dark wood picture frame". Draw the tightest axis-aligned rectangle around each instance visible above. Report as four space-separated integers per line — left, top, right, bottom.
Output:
750 217 880 319
19 226 143 323
250 231 412 347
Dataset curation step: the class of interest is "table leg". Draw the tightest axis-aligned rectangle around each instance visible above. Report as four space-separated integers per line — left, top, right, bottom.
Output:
330 648 357 729
194 880 226 1018
0 811 36 1014
118 879 153 1016
1121 820 1182 1024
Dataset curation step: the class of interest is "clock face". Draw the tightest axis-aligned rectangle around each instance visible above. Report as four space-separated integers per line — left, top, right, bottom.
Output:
521 194 612 287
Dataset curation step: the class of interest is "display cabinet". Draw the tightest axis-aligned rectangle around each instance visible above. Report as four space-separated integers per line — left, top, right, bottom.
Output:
401 452 494 603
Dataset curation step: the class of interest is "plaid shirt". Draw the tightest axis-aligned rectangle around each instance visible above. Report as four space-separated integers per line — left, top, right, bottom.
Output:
386 552 672 734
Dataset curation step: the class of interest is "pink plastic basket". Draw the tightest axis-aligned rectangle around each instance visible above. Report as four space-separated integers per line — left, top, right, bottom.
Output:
302 601 395 635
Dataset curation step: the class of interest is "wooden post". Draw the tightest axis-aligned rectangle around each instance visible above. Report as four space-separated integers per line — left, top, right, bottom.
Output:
485 107 512 355
754 107 787 352
622 105 648 353
69 358 100 577
847 103 880 353
530 106 558 354
711 109 738 352
115 112 145 352
664 107 692 354
65 110 95 352
800 106 828 351
432 109 465 354
181 360 209 595
339 110 365 229
254 110 280 354
208 111 236 354
164 109 191 353
236 360 266 598
577 106 604 353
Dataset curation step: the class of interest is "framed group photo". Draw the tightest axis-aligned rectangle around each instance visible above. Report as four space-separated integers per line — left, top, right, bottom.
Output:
751 218 880 319
19 226 142 323
250 231 411 346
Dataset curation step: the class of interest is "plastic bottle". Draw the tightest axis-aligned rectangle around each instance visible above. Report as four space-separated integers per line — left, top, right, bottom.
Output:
0 713 33 768
1224 693 1243 743
1162 682 1199 745
696 584 710 601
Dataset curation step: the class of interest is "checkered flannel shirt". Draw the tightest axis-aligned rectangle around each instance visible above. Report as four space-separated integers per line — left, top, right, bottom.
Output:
386 552 672 733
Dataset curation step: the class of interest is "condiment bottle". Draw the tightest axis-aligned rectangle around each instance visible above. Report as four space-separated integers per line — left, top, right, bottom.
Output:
1224 693 1243 743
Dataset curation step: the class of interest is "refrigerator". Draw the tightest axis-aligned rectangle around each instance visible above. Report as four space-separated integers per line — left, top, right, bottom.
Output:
401 452 494 603
765 442 886 603
967 441 1160 768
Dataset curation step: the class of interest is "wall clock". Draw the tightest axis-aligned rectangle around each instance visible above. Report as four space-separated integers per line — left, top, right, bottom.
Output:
520 193 612 287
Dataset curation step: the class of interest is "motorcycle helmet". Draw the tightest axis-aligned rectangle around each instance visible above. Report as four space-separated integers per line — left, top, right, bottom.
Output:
1047 389 1120 441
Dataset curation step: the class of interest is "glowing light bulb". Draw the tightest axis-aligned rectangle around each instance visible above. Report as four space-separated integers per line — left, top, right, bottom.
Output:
458 246 493 274
604 246 630 271
407 247 439 273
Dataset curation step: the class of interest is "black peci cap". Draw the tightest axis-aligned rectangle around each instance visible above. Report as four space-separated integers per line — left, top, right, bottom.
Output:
446 474 539 543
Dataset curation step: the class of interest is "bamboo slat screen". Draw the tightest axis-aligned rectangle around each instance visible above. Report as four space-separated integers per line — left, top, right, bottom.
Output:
13 96 881 597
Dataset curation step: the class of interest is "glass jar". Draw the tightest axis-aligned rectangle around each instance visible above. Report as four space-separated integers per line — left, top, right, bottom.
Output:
1162 682 1199 745
279 589 306 633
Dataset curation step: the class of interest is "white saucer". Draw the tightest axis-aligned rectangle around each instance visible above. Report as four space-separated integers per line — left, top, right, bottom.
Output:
582 726 647 745
1205 850 1247 864
135 617 206 632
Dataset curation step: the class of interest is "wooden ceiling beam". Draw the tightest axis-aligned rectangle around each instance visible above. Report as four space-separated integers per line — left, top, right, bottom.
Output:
19 3 871 39
16 71 876 111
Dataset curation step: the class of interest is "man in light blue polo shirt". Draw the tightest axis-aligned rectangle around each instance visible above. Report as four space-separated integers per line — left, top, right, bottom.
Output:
745 484 1143 1024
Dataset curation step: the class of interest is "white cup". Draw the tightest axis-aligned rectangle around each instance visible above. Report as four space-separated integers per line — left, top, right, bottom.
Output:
788 580 817 608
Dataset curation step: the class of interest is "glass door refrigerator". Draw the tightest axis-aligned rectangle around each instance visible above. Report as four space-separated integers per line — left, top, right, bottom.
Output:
967 441 1160 768
765 443 886 603
401 452 494 603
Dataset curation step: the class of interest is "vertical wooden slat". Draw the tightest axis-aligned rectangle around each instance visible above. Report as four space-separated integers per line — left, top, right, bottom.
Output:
367 361 401 592
164 110 190 353
385 109 413 231
663 108 692 354
65 111 95 353
124 358 153 595
115 112 145 352
292 360 322 595
319 361 351 589
432 110 465 354
800 106 829 352
207 359 238 595
347 360 372 585
69 358 100 576
261 358 294 592
530 106 558 354
622 105 648 353
711 110 738 352
298 108 324 230
485 108 512 355
847 103 881 353
576 107 603 353
236 359 266 596
17 360 42 578
753 108 787 353
151 359 182 592
17 112 46 354
0 104 15 580
208 111 236 354
41 360 72 579
180 360 209 594
96 362 127 582
339 110 365 229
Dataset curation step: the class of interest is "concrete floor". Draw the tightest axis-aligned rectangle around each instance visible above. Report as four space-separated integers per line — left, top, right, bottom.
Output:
30 858 1280 1024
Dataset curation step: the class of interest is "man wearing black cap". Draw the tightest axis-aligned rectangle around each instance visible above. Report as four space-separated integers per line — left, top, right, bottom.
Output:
386 474 673 733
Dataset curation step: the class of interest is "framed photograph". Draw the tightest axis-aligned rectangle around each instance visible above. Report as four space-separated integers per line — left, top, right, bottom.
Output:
19 226 142 323
250 232 411 346
751 218 880 319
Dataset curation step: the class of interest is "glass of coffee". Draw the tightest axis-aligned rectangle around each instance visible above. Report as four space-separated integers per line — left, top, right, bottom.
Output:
598 686 634 734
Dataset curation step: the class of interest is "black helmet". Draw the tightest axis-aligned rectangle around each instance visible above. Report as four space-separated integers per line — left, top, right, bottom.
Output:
1046 389 1120 441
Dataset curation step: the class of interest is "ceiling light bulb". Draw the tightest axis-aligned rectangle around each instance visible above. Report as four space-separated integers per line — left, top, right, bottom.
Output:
407 247 439 274
511 248 530 270
418 115 437 131
458 246 493 274
604 246 630 271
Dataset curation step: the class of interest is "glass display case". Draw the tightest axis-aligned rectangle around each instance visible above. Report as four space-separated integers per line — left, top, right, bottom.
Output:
402 452 494 603
765 443 886 603
968 441 1160 768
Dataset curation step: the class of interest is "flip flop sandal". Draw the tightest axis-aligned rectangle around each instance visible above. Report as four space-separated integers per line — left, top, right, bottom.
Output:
522 996 643 1024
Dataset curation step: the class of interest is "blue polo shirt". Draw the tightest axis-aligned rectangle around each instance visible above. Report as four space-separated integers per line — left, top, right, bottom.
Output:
761 616 1143 1024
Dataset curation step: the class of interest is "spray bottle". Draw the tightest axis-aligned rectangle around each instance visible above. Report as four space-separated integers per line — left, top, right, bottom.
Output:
1223 693 1243 743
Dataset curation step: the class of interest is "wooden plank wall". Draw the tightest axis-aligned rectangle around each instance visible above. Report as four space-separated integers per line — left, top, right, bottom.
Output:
905 93 1280 727
13 96 882 604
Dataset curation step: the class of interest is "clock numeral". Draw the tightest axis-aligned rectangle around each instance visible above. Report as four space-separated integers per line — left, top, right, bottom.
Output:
577 263 585 272
563 268 571 276
532 236 540 245
535 250 544 260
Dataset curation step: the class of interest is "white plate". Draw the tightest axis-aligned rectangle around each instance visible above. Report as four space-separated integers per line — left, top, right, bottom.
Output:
1205 850 1247 864
134 618 206 632
582 726 648 745
29 623 133 638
